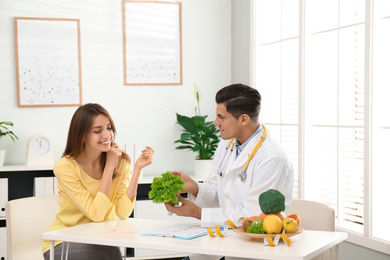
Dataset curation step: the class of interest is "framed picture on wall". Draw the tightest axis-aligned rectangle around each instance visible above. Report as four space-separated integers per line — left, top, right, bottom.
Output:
123 1 182 85
14 17 82 107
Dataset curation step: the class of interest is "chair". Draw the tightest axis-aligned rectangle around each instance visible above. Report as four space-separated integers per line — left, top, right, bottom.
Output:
6 195 59 260
286 199 336 260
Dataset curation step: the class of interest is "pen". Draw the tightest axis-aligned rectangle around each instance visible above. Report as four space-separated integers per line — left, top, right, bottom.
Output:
155 233 175 238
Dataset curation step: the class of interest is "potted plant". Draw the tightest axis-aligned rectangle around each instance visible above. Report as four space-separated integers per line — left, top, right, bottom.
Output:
0 121 18 167
174 84 220 177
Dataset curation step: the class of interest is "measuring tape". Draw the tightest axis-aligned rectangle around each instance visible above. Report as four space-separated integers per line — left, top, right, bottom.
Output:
207 218 292 247
207 217 245 237
264 231 291 247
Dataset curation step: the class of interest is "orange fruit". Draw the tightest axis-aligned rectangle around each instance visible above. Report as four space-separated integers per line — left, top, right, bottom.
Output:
259 212 285 222
287 213 301 225
247 215 261 221
242 215 261 224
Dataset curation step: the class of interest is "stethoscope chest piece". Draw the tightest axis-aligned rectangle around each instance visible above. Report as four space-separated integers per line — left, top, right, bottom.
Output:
238 169 247 180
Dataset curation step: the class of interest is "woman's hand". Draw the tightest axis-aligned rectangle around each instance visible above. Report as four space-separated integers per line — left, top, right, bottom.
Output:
127 146 154 201
105 143 123 170
134 146 154 169
100 143 122 196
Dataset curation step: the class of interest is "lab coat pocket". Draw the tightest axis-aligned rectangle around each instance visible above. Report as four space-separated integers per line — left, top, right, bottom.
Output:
235 172 252 202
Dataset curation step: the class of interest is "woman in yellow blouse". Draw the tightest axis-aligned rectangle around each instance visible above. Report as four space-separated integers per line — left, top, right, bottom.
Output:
43 103 154 260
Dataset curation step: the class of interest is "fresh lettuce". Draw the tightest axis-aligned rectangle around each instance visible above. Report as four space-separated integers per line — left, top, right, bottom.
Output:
246 222 265 234
148 171 186 204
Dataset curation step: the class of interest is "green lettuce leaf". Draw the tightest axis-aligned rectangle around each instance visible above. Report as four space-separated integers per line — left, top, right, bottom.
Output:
148 171 186 204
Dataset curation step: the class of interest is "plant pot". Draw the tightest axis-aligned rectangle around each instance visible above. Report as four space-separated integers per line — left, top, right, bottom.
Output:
0 149 5 167
194 159 213 178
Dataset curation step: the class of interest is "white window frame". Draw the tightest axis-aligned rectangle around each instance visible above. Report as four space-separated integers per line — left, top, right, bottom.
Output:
249 0 390 255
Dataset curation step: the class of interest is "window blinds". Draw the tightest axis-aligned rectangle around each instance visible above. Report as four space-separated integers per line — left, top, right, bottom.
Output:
253 0 366 234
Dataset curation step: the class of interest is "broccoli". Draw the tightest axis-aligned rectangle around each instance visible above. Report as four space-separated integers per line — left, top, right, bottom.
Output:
258 189 285 214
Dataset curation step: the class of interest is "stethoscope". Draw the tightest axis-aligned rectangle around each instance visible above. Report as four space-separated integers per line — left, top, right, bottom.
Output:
217 125 268 181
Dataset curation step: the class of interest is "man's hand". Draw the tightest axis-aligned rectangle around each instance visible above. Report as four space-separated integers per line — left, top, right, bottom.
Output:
164 194 202 219
171 171 199 196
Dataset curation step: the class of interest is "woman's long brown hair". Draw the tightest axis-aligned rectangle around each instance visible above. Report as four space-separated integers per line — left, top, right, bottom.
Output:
63 103 130 177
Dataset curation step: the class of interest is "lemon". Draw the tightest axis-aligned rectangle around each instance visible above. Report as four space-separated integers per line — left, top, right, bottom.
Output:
263 215 282 234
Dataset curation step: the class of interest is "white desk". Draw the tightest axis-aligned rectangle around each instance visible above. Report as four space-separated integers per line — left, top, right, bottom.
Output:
42 218 347 260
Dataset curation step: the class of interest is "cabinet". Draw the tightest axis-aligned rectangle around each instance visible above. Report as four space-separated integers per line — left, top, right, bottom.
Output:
0 178 7 260
0 179 7 218
0 165 54 221
34 177 58 196
0 227 5 260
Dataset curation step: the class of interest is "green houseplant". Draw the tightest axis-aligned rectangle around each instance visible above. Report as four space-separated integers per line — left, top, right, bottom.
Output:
0 121 18 167
174 84 220 160
0 121 18 142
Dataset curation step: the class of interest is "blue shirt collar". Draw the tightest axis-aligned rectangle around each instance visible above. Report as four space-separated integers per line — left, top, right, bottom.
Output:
236 124 262 158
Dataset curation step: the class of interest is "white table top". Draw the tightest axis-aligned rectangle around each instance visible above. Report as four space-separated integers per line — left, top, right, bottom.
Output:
42 218 347 260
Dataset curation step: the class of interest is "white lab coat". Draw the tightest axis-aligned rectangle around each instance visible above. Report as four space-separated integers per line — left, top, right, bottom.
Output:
188 126 294 260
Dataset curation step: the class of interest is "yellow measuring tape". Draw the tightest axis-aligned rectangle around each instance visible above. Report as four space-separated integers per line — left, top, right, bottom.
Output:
242 125 267 172
264 231 291 247
207 218 244 238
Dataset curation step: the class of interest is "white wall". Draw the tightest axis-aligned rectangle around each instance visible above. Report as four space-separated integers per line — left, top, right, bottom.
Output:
0 0 232 175
231 0 250 85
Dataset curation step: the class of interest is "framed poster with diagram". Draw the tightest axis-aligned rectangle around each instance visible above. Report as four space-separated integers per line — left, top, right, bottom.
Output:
123 1 182 85
14 17 82 107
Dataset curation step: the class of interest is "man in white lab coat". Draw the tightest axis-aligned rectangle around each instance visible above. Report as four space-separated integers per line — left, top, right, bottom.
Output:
165 83 294 260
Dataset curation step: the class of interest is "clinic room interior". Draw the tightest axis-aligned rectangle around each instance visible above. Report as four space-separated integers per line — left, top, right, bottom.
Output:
1 1 390 260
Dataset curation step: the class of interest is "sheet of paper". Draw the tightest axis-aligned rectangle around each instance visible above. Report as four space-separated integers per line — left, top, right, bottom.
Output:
142 224 207 240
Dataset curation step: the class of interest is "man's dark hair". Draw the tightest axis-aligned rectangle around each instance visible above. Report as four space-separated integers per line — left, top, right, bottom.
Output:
215 83 261 122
